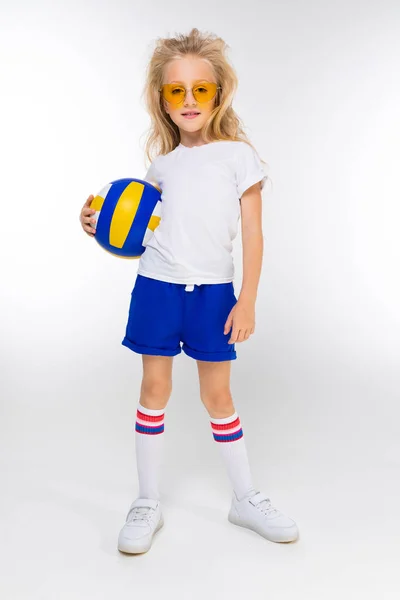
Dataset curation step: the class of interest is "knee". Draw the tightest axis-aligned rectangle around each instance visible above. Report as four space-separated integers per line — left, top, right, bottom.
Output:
140 377 172 410
200 389 234 418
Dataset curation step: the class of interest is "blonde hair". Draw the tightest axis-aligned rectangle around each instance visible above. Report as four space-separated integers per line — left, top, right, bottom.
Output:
140 27 270 184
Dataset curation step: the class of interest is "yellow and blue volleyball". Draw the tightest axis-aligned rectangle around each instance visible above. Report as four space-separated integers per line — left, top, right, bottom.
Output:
90 178 162 258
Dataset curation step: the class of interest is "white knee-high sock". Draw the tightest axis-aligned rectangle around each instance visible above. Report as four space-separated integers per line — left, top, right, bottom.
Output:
210 411 257 501
134 402 165 500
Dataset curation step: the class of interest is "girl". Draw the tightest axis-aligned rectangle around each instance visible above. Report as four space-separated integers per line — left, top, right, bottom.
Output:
80 28 299 554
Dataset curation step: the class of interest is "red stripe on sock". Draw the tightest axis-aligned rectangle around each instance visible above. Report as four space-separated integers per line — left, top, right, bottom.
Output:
211 417 240 431
137 410 164 423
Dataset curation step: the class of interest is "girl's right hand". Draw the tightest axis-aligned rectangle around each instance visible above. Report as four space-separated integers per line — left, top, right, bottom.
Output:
80 195 97 237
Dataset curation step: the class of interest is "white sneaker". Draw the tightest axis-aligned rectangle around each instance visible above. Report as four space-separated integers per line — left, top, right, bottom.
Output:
228 490 299 543
117 497 164 554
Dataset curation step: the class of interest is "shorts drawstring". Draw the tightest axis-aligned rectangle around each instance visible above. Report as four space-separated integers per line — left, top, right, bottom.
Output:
184 284 195 292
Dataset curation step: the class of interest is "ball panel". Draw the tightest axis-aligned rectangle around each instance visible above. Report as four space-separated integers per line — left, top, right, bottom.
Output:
110 181 144 249
123 181 161 254
90 194 105 211
148 215 161 232
151 200 162 219
98 183 112 200
95 179 133 254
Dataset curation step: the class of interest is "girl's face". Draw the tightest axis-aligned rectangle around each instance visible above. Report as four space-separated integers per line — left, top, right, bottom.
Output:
161 56 218 142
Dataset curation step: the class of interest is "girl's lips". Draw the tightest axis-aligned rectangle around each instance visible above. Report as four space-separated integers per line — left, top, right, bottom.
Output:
182 113 200 119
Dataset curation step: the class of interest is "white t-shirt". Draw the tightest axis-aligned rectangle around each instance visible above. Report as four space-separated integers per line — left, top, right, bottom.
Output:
138 140 268 285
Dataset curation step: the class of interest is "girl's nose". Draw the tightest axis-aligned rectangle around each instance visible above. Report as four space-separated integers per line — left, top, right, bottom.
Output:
184 88 196 104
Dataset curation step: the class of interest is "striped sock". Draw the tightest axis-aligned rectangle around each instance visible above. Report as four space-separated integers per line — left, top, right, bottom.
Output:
134 402 165 500
210 411 257 501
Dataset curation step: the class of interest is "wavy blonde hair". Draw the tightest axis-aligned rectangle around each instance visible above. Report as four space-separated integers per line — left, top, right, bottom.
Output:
140 27 270 184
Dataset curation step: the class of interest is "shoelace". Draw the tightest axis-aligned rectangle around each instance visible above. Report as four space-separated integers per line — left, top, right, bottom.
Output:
126 506 154 524
255 497 280 517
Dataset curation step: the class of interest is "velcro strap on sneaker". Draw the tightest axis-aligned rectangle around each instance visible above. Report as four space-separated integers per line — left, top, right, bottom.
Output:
249 492 267 506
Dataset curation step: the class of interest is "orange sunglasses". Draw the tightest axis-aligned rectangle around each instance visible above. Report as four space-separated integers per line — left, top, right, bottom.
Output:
159 81 222 106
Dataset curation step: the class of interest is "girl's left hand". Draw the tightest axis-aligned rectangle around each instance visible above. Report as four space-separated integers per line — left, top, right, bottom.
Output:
224 299 255 344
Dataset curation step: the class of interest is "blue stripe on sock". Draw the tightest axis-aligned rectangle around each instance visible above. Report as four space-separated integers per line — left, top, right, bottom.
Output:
135 423 164 435
213 428 243 442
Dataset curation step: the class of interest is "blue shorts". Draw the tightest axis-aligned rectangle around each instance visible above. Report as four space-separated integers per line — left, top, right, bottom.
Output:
121 274 237 361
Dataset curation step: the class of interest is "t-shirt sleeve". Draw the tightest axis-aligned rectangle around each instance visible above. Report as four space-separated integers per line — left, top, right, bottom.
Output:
143 158 159 187
235 142 268 198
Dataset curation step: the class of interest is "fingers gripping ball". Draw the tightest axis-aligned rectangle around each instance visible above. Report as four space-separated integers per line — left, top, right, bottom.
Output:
90 178 162 258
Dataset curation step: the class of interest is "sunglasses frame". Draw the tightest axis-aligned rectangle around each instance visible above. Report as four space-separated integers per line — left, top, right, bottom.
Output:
159 81 222 105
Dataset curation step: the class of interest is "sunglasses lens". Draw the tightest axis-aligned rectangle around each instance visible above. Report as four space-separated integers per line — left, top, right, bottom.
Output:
193 83 217 103
162 85 186 105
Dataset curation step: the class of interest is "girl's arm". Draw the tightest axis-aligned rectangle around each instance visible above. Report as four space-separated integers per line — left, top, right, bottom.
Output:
238 181 264 304
224 181 263 343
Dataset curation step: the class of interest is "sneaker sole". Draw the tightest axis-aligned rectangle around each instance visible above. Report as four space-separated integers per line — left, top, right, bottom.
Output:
228 511 298 543
117 514 164 554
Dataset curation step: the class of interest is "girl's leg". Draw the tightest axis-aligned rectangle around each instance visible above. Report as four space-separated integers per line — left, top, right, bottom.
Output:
140 354 173 410
135 355 173 499
196 360 257 501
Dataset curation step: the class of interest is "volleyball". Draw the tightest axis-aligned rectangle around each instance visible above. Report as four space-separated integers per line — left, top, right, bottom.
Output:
90 178 162 258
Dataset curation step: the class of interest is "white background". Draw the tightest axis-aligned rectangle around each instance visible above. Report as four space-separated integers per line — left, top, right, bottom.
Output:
1 0 399 598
